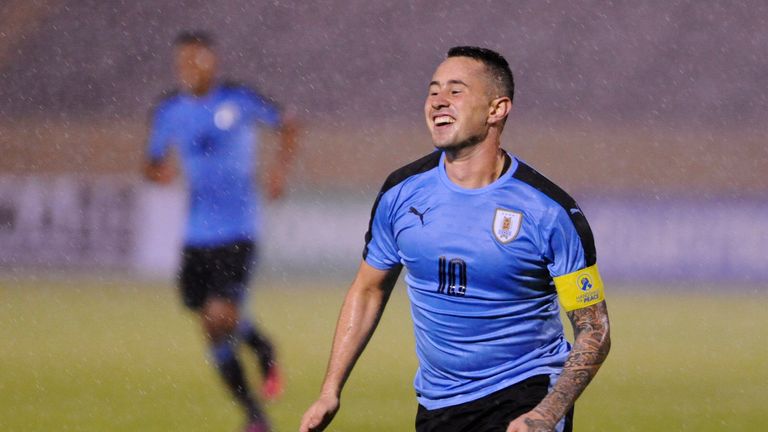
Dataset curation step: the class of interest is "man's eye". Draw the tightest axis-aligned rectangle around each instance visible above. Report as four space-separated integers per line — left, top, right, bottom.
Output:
451 90 462 95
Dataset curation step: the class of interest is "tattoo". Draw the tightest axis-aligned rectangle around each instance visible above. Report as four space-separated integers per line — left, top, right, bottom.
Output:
524 418 553 432
533 301 611 425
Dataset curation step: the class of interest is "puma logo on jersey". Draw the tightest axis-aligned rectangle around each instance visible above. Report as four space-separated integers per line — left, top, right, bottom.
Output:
408 206 430 226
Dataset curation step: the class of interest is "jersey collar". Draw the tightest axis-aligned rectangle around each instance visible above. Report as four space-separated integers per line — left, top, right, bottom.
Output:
437 150 519 195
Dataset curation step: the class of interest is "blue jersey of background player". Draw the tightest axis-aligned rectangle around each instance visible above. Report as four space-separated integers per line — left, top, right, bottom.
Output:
144 31 297 432
148 79 277 246
301 47 611 432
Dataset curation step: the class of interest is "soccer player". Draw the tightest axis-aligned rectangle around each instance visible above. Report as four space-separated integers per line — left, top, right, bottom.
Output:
300 46 611 432
144 31 297 432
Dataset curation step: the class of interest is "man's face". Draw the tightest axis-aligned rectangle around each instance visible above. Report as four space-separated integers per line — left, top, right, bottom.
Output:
425 56 495 151
175 43 216 94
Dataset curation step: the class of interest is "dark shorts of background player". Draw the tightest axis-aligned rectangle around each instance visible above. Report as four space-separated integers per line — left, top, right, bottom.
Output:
415 375 574 432
178 240 257 310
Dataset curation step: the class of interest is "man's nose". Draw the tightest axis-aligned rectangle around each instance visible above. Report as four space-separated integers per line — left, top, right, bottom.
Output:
430 93 449 109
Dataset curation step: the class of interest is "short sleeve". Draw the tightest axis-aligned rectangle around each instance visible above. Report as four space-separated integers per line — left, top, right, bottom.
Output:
546 206 590 278
146 102 174 162
546 206 605 311
362 190 401 270
240 87 281 128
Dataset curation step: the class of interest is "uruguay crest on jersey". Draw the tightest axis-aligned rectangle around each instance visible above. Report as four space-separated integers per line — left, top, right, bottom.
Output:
493 208 523 244
214 102 240 130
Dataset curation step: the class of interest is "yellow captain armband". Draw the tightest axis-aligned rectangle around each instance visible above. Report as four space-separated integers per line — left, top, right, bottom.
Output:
553 264 605 312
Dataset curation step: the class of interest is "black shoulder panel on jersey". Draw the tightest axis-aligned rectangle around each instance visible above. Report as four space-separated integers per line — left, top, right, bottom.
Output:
380 151 442 195
512 161 597 266
220 79 244 88
220 79 251 92
362 151 442 260
221 79 281 107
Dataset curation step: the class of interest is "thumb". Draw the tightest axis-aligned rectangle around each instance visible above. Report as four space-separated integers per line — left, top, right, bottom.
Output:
300 412 320 432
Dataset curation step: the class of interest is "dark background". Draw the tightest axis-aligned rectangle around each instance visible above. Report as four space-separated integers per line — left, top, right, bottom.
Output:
1 1 766 195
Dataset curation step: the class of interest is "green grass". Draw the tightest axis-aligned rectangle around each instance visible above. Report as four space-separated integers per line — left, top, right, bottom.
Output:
0 277 766 431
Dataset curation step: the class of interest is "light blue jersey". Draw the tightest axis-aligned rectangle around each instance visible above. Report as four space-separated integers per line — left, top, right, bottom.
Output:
363 150 603 410
147 83 281 247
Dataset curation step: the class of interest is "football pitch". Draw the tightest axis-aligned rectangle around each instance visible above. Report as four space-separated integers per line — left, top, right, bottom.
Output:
1 276 766 431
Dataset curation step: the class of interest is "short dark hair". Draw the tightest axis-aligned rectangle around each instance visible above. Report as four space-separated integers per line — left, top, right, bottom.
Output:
447 46 514 102
174 31 214 47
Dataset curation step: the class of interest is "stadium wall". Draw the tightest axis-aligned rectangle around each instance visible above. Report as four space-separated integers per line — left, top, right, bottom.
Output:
1 175 766 283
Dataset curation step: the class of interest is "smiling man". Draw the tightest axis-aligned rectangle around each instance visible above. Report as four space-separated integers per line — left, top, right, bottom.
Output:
300 46 611 432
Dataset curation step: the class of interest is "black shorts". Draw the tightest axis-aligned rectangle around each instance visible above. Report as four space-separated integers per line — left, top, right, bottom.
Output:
415 375 574 432
178 240 256 310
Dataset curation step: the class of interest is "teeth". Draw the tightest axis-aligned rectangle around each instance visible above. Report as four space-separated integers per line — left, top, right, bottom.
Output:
434 116 455 125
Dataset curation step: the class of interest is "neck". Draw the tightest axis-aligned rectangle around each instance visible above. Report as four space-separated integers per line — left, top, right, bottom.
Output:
443 138 506 189
190 79 214 97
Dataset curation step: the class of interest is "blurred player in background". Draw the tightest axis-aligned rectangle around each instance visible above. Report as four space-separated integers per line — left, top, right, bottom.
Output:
300 47 610 432
144 31 297 432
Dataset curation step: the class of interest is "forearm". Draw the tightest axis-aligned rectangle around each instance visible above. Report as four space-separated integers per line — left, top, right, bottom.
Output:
319 280 390 398
532 301 611 426
301 263 400 432
276 119 298 167
263 120 298 200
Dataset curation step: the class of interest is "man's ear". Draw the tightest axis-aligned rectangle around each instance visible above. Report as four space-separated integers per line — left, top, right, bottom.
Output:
488 97 512 125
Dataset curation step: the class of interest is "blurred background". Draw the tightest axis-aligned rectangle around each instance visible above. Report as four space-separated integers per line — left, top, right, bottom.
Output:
1 1 767 431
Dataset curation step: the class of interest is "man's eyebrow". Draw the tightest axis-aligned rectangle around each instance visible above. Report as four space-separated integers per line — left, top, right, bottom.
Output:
428 79 469 87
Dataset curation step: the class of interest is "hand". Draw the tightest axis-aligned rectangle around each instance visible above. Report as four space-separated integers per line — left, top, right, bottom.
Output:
299 394 340 432
506 410 556 432
144 160 176 185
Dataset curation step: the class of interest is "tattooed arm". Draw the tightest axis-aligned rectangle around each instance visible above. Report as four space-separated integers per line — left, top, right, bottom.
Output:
506 301 611 432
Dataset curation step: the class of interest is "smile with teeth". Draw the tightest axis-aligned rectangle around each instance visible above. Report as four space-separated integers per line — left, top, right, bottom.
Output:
434 115 455 126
